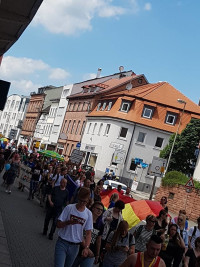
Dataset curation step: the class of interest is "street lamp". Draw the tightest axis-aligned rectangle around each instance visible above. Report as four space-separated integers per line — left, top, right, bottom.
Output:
165 99 187 174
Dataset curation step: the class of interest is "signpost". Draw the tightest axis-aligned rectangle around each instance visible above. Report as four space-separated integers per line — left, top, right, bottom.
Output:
149 157 167 200
185 177 194 193
70 149 84 164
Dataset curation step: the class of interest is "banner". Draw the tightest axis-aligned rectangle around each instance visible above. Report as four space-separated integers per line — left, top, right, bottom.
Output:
18 164 32 186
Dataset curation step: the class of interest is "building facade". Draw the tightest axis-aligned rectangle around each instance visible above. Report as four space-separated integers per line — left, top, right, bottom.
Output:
58 70 147 160
0 94 29 141
81 80 200 192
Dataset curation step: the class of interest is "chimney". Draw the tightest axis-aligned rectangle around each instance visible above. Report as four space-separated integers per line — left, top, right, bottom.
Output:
96 68 102 78
199 99 200 106
119 66 124 72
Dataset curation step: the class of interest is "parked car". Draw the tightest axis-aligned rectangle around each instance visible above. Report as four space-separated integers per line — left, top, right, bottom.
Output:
103 180 127 193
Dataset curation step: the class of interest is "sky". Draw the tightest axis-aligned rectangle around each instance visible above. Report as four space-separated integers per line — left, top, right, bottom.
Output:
0 0 200 104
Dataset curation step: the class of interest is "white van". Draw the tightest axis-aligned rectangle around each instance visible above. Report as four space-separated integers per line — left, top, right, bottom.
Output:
103 180 127 193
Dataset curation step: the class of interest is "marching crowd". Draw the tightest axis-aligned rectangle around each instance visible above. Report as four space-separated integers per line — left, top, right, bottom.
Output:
0 143 200 267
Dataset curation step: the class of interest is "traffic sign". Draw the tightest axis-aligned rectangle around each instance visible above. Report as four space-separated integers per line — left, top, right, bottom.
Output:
185 177 194 188
149 157 167 177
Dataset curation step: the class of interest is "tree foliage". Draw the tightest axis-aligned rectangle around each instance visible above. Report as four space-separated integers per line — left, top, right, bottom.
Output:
160 118 200 175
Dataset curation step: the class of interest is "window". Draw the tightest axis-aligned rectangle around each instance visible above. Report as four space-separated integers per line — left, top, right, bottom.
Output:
6 100 10 108
155 137 164 148
165 113 177 125
62 89 69 97
3 112 7 119
97 103 101 111
130 159 138 171
92 123 97 134
104 124 111 136
142 106 153 119
137 132 146 143
53 125 59 134
15 101 20 109
101 102 107 111
57 107 64 117
98 123 103 135
107 101 112 111
12 113 16 119
70 120 76 134
87 123 92 134
80 121 86 135
75 120 81 135
65 143 69 155
119 127 128 138
120 101 130 112
73 103 77 111
69 144 74 156
11 100 15 108
66 120 71 133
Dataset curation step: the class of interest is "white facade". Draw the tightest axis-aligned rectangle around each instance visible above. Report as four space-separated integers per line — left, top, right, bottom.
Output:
81 117 171 191
34 84 73 150
193 153 200 181
0 94 29 140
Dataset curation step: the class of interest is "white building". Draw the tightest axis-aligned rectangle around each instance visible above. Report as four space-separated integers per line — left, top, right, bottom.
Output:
193 151 200 181
34 85 73 150
80 80 200 193
0 94 29 140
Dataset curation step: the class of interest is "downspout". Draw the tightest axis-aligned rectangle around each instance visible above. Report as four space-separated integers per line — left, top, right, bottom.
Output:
121 123 136 178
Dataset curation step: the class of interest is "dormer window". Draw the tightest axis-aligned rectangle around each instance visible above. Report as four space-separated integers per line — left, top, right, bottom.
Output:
120 101 131 113
142 106 154 119
101 102 107 111
97 103 101 111
165 112 177 125
107 101 112 111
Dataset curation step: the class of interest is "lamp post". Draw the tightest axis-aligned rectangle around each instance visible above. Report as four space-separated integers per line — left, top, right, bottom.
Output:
165 99 186 174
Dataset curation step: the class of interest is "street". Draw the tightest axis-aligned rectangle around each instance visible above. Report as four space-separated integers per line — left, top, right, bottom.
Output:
0 183 56 267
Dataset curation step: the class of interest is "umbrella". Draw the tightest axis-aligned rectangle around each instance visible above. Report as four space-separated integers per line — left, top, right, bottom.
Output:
37 150 64 161
101 189 163 229
0 137 8 142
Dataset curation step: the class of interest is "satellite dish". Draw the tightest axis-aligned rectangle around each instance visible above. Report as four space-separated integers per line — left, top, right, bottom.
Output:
126 82 132 90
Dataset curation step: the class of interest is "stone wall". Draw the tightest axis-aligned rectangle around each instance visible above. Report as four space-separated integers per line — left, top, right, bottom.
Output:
155 184 200 222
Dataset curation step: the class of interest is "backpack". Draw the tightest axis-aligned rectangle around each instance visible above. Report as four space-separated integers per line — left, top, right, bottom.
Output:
134 224 157 240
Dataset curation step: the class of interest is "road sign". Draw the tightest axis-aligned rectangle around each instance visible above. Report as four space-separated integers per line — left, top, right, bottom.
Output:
185 177 194 188
113 150 126 164
149 157 167 177
109 142 124 150
70 149 84 164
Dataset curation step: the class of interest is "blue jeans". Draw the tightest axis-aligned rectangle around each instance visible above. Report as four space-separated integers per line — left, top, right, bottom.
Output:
54 237 80 267
72 255 95 267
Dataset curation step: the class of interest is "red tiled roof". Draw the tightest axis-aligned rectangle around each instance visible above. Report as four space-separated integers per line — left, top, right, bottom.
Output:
88 82 200 134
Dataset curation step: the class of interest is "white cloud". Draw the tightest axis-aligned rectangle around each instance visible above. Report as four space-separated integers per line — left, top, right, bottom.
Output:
83 73 97 81
33 0 139 35
144 3 152 11
0 56 70 95
49 68 70 80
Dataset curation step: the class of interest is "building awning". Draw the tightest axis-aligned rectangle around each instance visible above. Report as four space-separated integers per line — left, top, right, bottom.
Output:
0 0 43 56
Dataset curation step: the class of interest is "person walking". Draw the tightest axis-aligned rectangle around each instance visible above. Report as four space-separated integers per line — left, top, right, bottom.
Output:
102 220 135 267
119 235 166 267
5 153 20 194
43 178 69 240
188 217 200 249
184 236 200 267
133 215 157 253
54 187 93 267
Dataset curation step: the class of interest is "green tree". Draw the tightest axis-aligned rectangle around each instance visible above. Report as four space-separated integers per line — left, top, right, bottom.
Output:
160 118 200 175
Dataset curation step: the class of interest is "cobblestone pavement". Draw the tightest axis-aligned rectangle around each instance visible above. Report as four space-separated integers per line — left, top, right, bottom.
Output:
0 183 57 267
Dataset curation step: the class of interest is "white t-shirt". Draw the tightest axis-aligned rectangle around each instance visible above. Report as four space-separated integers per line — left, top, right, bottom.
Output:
52 174 64 187
58 204 93 243
188 226 200 249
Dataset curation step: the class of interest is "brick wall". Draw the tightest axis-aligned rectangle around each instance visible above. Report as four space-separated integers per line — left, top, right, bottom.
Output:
155 185 200 221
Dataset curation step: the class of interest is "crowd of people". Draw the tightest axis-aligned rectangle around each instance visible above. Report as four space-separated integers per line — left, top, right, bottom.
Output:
0 143 200 267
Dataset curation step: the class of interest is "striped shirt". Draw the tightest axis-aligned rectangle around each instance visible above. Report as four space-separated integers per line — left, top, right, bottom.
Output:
135 225 155 252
